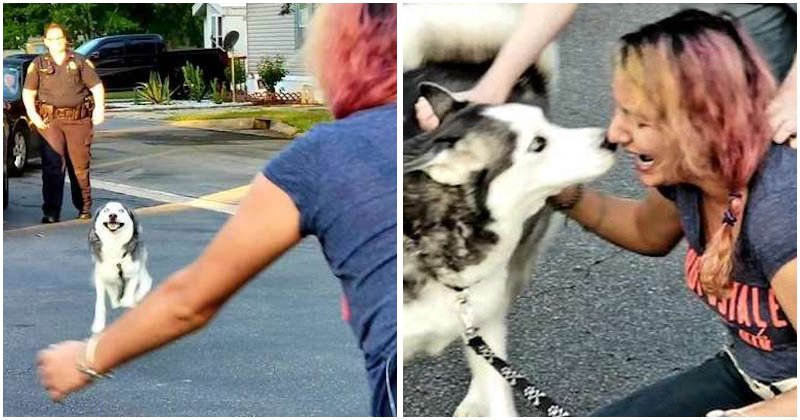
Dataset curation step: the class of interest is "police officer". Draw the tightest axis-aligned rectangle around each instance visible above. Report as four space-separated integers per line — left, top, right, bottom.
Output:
22 23 105 223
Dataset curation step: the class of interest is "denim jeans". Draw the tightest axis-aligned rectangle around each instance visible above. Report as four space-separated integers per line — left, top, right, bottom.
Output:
370 351 397 417
593 352 763 416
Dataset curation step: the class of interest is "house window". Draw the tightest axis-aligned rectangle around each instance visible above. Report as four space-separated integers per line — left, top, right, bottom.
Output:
294 4 315 49
211 15 223 49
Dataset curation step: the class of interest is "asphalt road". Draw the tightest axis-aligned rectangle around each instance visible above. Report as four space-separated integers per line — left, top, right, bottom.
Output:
4 117 370 416
402 4 731 417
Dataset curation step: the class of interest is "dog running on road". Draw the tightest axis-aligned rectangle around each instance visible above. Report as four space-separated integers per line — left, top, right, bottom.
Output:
88 201 152 334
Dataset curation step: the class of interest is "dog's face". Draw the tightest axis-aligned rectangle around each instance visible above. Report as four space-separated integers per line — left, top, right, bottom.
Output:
404 83 616 206
93 202 136 243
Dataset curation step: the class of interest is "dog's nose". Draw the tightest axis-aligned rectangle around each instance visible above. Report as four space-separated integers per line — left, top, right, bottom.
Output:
601 136 618 151
109 213 117 222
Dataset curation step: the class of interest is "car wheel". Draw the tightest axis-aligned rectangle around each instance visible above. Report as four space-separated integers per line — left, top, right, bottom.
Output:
8 125 29 176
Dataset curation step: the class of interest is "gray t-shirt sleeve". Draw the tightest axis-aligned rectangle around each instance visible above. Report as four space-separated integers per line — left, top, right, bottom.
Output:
746 148 797 282
262 129 322 236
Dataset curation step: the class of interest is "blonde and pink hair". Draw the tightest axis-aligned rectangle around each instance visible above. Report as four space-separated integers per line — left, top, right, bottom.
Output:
616 9 777 297
304 4 397 119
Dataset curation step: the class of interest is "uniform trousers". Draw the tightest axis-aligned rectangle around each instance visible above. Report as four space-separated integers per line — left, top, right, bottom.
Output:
39 117 92 218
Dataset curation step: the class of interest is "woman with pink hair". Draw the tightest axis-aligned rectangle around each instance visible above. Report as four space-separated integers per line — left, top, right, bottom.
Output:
36 4 397 416
547 9 795 416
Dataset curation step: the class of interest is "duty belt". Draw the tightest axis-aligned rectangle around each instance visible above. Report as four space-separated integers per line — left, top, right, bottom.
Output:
37 98 93 121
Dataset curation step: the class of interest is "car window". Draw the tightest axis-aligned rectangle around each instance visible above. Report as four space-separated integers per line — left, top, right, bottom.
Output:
127 40 157 56
98 41 125 59
3 66 21 101
75 38 101 56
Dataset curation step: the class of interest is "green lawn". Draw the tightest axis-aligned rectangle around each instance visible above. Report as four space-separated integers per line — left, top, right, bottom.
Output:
166 107 333 132
106 90 136 101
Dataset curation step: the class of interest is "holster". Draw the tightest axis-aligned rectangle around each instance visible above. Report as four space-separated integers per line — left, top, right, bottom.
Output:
36 97 93 121
36 100 53 124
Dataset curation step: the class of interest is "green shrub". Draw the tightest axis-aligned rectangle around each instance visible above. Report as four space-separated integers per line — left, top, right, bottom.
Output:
181 62 206 102
225 57 247 90
135 72 176 105
210 78 227 104
256 55 287 93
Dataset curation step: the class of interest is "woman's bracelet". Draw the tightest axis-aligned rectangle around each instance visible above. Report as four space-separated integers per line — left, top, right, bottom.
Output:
548 184 585 211
76 335 114 381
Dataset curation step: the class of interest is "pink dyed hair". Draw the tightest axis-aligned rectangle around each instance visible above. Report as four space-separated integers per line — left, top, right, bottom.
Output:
304 4 397 119
617 10 777 297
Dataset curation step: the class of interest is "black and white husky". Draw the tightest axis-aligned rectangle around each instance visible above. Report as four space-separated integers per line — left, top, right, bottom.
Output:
88 202 152 334
403 4 616 416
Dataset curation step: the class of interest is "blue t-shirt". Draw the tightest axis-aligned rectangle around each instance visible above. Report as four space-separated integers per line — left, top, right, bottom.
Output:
658 145 797 383
262 103 397 385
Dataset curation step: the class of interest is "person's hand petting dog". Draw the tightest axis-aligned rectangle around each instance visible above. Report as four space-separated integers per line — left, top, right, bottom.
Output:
414 85 511 132
768 88 796 148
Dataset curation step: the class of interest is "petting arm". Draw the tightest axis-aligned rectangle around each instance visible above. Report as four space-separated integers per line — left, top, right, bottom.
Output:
415 4 577 131
732 259 797 416
558 186 684 256
469 3 577 104
38 174 302 400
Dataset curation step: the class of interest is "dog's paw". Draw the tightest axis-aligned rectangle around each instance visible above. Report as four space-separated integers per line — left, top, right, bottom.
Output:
453 398 488 417
119 298 136 308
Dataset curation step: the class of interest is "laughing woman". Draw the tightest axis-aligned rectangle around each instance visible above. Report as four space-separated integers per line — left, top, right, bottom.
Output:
37 4 397 416
547 10 796 416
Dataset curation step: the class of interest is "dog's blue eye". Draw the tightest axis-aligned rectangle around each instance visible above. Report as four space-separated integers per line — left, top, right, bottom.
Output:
529 136 547 153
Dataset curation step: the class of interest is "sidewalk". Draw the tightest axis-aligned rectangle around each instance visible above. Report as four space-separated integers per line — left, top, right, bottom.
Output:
107 99 254 113
106 102 328 139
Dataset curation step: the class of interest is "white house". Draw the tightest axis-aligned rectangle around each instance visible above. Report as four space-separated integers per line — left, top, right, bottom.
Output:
192 2 317 94
192 3 247 53
244 3 316 92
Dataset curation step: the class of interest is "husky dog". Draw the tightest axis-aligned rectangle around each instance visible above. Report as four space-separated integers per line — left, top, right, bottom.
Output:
403 4 616 417
88 202 152 334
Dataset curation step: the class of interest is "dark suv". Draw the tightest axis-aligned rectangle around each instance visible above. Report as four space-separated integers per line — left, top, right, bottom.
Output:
74 34 228 93
3 54 42 176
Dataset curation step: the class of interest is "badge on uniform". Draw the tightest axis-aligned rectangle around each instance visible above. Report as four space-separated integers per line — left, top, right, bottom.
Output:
68 61 78 71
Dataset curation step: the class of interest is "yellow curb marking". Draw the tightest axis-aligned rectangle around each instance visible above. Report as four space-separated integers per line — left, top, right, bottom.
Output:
5 182 250 235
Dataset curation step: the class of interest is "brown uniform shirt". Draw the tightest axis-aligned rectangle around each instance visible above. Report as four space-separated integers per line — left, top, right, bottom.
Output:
23 52 102 107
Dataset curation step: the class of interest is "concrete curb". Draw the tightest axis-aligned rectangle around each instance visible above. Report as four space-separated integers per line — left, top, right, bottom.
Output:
168 118 297 139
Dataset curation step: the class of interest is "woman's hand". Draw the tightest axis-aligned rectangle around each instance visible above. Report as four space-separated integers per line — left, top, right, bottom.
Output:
768 89 796 148
414 88 503 132
37 340 92 402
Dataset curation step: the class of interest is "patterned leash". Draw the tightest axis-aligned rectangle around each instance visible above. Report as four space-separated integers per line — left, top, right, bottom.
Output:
456 291 571 417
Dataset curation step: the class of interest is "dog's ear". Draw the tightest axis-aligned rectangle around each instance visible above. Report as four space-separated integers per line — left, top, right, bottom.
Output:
418 82 467 121
404 119 495 185
92 206 103 222
403 119 470 174
88 227 103 262
122 204 140 234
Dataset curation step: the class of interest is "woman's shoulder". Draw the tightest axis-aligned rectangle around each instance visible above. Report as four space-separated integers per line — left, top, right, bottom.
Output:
299 103 397 144
750 144 796 202
744 145 796 273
